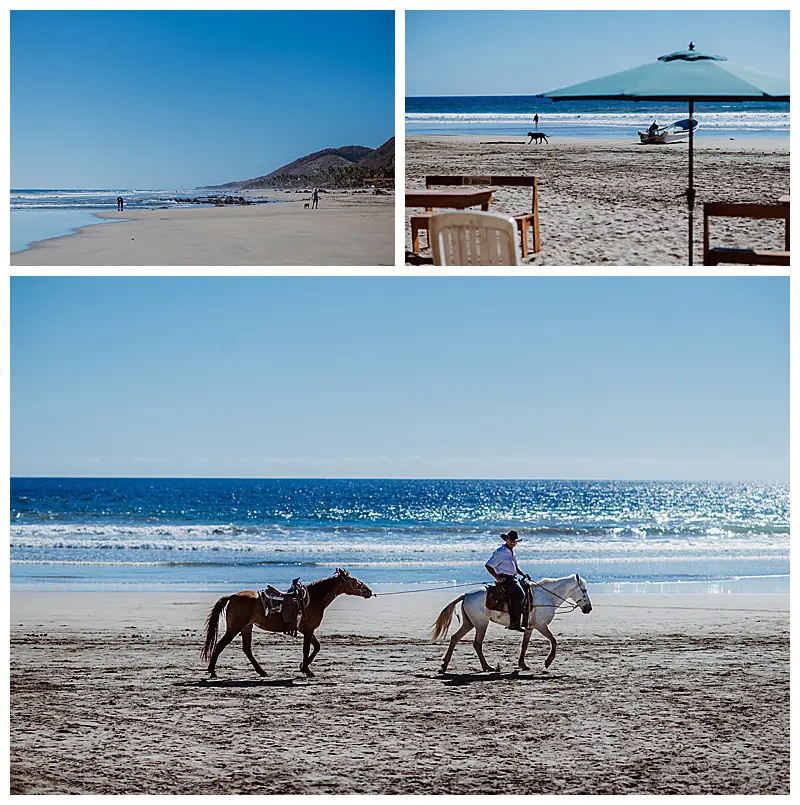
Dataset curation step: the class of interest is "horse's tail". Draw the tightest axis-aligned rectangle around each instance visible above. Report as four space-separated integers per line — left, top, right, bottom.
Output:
201 595 231 661
430 594 466 642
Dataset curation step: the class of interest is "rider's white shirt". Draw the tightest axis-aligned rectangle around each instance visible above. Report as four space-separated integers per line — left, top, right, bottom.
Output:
486 544 518 576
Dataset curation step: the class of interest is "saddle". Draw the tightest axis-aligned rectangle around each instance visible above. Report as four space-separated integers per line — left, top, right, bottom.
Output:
485 579 534 628
257 577 310 637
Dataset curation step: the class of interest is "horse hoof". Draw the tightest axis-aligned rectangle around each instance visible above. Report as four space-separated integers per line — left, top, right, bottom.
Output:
519 664 530 671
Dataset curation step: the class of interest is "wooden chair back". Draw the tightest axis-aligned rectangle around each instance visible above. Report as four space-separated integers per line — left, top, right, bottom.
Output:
703 202 790 257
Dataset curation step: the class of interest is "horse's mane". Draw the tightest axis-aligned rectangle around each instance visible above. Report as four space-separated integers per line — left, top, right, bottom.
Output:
306 572 341 588
536 575 578 586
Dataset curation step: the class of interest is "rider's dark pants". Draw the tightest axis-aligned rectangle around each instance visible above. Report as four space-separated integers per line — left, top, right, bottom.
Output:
498 575 524 625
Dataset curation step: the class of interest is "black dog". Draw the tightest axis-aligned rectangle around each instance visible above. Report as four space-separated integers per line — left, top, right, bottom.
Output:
527 132 549 144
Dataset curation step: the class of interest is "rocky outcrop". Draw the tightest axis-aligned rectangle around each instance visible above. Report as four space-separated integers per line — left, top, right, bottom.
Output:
172 195 252 206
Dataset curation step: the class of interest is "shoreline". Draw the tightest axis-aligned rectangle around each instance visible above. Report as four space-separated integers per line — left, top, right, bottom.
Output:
9 575 791 595
408 132 789 150
11 588 789 793
11 189 394 266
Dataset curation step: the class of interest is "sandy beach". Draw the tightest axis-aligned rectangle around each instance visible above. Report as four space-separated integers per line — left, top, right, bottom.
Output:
11 190 394 266
405 135 789 265
10 587 788 794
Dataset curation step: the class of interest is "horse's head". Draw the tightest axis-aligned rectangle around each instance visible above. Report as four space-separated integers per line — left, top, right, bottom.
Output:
335 568 373 599
571 573 592 613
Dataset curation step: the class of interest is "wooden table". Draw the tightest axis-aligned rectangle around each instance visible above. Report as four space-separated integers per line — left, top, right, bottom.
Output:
405 188 495 211
406 189 496 252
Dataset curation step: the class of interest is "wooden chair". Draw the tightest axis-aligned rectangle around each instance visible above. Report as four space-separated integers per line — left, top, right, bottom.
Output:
429 211 522 266
411 176 540 258
703 202 790 266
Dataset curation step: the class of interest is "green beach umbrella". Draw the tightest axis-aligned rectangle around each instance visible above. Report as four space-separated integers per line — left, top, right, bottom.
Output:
542 44 790 265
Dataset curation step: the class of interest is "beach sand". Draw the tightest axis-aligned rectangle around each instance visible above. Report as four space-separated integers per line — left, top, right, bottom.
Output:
10 588 788 794
405 136 789 265
11 190 394 266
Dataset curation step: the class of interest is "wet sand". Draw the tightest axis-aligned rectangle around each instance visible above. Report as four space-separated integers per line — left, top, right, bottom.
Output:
10 589 789 794
405 136 789 265
11 191 394 267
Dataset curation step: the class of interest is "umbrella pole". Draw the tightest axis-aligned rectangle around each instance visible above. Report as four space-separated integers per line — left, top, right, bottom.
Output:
687 100 695 265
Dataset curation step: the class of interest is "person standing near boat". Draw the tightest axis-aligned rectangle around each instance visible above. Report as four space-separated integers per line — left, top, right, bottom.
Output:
485 530 531 632
648 120 659 136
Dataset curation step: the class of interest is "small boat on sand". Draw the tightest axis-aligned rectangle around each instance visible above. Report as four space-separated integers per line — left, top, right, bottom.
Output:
638 118 699 144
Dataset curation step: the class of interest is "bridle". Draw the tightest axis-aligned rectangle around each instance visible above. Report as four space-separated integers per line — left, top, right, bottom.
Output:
341 573 372 598
573 576 591 611
528 575 590 613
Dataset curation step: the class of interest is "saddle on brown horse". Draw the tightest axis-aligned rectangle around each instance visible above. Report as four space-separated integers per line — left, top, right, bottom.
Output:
257 578 310 636
485 579 534 628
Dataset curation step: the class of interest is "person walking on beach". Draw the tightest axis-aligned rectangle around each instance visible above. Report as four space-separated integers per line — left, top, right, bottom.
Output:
116 196 124 211
533 113 539 128
311 188 319 209
485 530 530 632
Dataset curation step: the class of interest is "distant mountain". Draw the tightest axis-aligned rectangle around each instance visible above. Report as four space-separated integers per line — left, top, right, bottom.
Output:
202 138 394 190
358 137 395 174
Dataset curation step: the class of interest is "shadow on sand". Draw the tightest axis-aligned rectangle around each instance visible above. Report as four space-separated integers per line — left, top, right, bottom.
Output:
417 670 564 686
177 677 302 689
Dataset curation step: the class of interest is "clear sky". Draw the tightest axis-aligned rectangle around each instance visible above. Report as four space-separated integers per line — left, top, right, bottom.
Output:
406 10 790 96
10 277 788 482
11 10 394 188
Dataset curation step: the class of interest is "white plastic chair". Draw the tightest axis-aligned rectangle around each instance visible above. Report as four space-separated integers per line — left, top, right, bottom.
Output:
429 210 523 266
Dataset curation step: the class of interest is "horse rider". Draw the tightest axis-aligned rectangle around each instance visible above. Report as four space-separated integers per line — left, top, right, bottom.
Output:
485 530 531 632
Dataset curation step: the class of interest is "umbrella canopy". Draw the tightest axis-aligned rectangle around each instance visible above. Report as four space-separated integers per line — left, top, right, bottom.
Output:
541 44 790 264
545 47 789 102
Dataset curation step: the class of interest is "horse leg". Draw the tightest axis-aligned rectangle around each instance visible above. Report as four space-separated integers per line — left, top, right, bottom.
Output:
300 632 319 678
207 627 237 678
536 623 558 669
307 635 321 665
518 628 534 670
207 595 254 678
472 621 494 672
439 615 474 673
240 625 266 677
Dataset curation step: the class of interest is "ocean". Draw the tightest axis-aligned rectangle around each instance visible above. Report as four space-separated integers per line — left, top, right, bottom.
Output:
405 97 790 139
9 189 275 254
10 478 789 594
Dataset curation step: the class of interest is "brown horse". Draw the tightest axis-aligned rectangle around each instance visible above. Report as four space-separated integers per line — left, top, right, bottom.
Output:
201 568 372 678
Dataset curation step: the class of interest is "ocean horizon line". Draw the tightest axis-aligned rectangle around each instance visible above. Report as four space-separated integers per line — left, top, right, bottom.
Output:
10 474 788 484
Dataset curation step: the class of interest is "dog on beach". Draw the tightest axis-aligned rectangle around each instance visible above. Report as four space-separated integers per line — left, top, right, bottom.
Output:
527 132 549 144
304 202 310 209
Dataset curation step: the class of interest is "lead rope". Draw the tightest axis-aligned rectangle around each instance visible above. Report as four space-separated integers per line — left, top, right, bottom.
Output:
374 579 581 614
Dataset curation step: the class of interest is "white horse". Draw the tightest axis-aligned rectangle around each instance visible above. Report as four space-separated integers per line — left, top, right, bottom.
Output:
431 574 592 673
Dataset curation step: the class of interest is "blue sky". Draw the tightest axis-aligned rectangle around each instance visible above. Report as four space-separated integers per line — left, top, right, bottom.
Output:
11 11 394 188
10 277 789 482
406 10 790 96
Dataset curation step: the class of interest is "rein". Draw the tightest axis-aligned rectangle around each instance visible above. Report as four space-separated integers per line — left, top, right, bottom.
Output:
373 582 484 596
